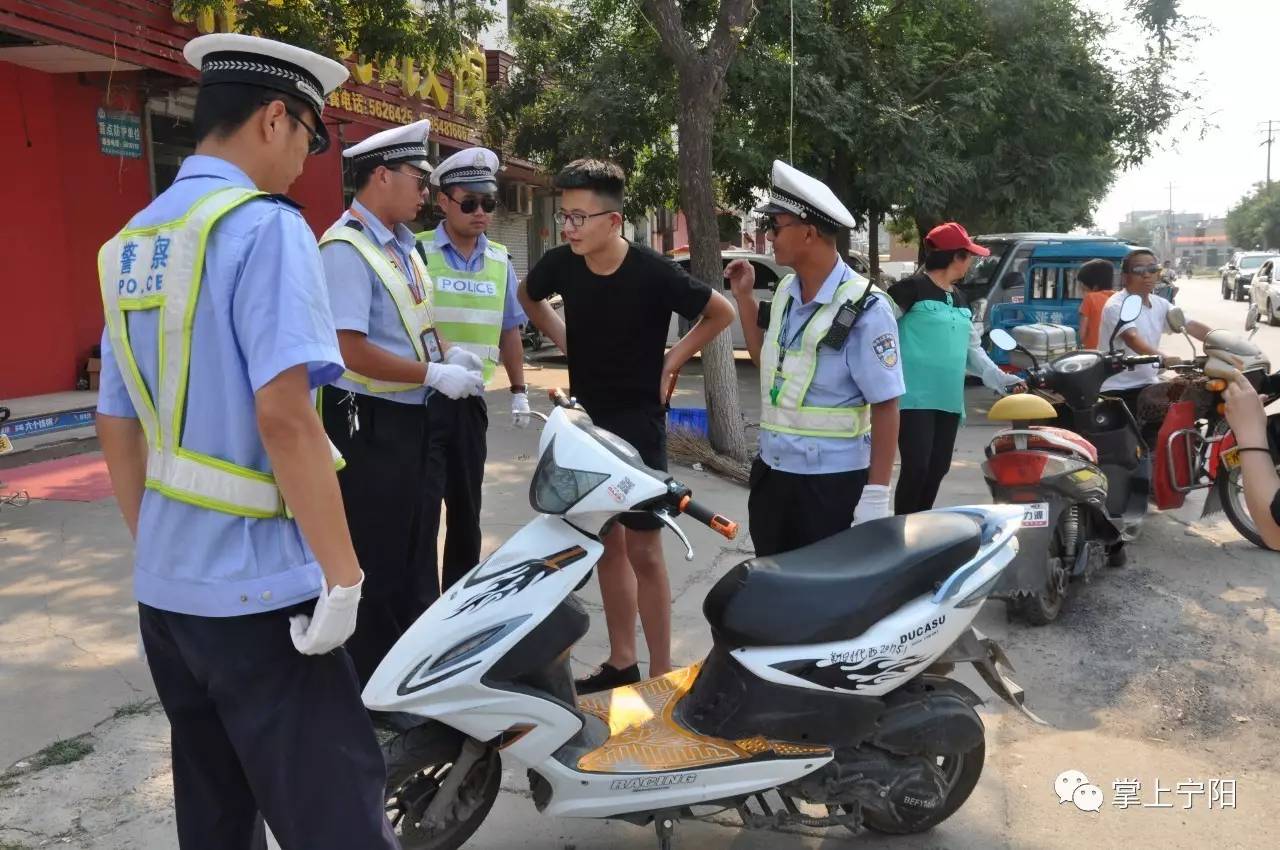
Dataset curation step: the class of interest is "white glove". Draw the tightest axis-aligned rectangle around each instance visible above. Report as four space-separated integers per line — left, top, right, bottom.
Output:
444 346 484 373
289 571 363 655
853 484 892 525
511 391 531 428
425 362 485 399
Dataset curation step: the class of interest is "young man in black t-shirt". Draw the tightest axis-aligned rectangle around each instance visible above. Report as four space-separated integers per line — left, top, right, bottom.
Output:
519 159 734 693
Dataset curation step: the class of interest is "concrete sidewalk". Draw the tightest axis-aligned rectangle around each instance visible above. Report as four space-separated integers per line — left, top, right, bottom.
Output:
2 356 1278 849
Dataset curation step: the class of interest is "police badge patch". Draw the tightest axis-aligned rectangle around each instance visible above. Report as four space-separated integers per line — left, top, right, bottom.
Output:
872 334 898 368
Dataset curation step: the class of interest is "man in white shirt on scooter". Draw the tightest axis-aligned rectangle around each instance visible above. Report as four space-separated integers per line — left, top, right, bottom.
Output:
1097 248 1210 443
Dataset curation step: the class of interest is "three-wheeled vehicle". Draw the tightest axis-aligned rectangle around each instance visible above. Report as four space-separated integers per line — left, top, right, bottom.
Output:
985 240 1132 367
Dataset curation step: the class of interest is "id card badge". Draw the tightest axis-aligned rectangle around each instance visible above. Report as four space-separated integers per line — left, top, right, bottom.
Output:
420 328 444 364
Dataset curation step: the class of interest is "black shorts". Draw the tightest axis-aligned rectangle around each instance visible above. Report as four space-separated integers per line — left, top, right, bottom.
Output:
582 403 668 531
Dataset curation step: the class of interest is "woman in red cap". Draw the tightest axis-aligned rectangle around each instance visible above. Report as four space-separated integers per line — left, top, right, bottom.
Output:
888 222 1024 514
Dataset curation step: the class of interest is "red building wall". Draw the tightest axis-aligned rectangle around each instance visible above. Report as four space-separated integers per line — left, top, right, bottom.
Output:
0 62 151 398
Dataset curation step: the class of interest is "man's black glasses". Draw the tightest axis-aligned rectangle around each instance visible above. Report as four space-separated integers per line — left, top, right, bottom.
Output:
271 102 326 155
389 168 432 191
446 195 498 214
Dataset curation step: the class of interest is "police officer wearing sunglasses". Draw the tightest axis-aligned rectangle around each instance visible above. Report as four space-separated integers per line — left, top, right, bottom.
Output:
318 121 486 692
414 148 529 600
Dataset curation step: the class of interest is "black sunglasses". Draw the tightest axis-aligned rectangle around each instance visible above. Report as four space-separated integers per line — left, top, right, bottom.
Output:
389 168 432 191
264 100 327 155
446 194 498 214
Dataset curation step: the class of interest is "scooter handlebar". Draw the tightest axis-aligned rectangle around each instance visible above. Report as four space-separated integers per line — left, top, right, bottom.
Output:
677 495 739 540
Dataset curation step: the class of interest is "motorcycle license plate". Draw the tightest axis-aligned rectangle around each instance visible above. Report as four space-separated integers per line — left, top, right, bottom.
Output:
1020 502 1050 528
1222 447 1242 470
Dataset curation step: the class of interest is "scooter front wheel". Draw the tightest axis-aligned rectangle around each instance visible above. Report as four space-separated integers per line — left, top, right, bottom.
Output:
384 723 502 850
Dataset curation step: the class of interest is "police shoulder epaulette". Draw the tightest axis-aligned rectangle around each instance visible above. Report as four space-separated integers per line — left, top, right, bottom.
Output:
263 193 304 211
344 218 365 232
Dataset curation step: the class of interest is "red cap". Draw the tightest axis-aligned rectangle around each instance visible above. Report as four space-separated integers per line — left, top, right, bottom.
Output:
924 222 990 256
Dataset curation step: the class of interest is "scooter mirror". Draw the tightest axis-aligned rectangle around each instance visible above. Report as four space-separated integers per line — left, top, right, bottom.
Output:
1246 305 1260 333
989 328 1018 352
1166 307 1187 333
1119 294 1142 324
1109 294 1143 352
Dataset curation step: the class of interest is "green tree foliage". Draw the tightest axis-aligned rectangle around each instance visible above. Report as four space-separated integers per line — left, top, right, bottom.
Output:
174 0 496 67
495 0 1189 237
1227 184 1280 252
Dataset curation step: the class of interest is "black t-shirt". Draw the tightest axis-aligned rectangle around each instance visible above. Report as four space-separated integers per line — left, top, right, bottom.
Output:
525 243 713 412
888 272 969 313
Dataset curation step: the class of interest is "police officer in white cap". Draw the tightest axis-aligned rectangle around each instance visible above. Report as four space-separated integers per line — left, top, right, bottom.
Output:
414 147 528 598
95 32 399 849
319 120 484 688
727 160 904 556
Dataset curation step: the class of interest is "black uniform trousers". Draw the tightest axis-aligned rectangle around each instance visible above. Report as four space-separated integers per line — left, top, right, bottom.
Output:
321 388 435 686
747 457 868 557
139 603 399 850
422 394 488 598
895 408 963 515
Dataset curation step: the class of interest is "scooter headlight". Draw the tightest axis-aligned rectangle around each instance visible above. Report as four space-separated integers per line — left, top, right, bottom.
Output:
530 436 610 514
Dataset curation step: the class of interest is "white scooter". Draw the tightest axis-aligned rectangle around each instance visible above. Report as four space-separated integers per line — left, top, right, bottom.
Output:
364 390 1042 849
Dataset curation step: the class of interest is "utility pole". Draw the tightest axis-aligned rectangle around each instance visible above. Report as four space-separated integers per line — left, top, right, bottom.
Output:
1166 181 1175 260
1260 120 1280 187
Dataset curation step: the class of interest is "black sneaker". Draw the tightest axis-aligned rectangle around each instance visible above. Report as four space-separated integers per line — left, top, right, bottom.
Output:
574 662 641 695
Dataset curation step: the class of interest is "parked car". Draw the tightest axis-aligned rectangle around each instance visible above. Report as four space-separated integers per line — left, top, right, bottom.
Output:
1222 251 1280 302
667 249 791 350
1249 257 1280 323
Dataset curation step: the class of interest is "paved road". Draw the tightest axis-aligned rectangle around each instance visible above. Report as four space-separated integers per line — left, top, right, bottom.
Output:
2 315 1278 849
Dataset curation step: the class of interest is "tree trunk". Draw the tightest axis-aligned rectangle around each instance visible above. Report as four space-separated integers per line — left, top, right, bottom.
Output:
677 75 749 462
869 208 881 278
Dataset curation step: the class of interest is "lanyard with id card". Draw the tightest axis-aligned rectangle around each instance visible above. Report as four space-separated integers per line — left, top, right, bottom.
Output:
421 328 444 363
771 299 819 406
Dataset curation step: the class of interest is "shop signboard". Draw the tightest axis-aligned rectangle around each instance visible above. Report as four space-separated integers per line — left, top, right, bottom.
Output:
97 108 143 159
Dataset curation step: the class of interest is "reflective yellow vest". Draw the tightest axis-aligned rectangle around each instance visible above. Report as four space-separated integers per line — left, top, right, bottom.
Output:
759 273 874 438
417 232 508 383
319 222 437 394
98 187 342 519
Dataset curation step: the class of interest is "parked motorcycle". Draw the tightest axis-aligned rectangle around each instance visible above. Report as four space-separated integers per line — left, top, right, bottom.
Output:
363 390 1042 849
983 296 1159 623
1158 305 1275 548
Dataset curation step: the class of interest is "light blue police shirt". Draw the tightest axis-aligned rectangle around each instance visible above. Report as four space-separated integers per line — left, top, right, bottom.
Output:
427 224 528 332
321 199 429 405
96 155 344 617
758 259 906 474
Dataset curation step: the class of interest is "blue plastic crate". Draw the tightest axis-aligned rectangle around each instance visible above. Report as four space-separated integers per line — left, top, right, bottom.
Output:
667 407 709 437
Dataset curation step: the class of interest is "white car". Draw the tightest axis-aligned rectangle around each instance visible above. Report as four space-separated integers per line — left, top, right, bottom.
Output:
667 249 792 349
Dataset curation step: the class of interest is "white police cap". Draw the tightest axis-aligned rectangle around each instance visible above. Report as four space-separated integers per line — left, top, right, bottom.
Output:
754 159 856 231
184 34 348 151
431 147 500 192
342 119 433 172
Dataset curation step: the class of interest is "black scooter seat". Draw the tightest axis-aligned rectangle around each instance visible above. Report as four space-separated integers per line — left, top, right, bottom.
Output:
704 513 982 647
